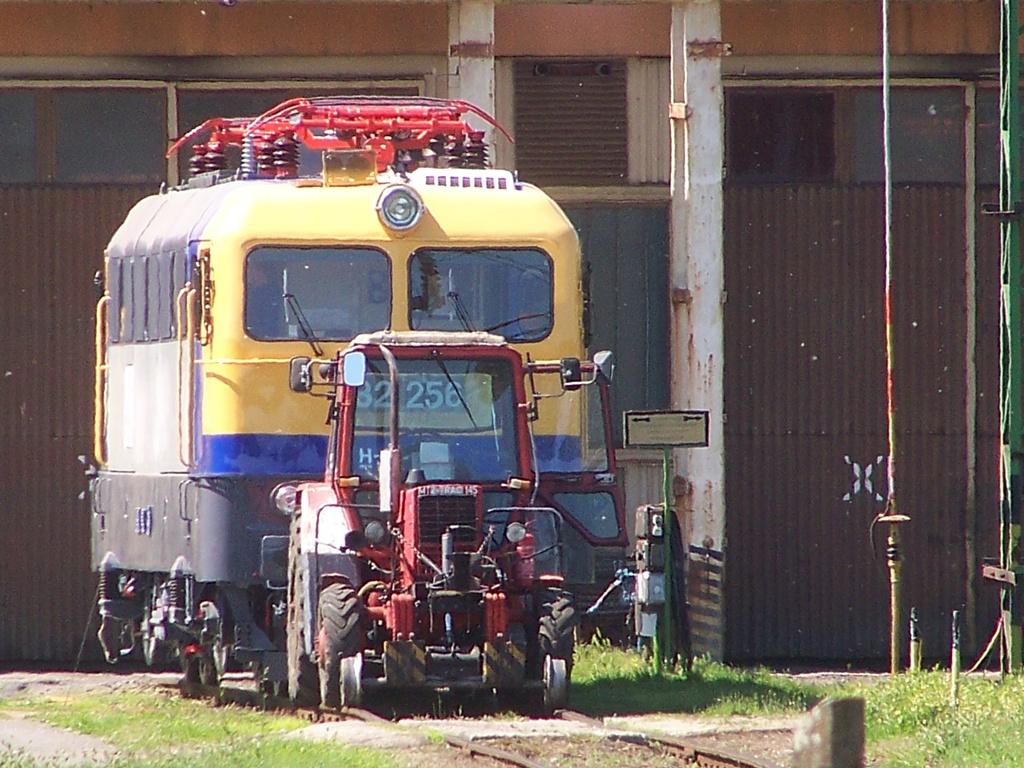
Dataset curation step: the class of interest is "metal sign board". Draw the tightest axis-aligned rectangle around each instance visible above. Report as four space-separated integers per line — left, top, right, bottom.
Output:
623 410 709 448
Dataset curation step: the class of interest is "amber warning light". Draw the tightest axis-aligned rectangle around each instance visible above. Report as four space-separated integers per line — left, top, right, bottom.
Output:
323 148 378 187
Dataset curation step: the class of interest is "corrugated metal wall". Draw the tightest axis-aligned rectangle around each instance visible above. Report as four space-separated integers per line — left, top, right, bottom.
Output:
564 206 670 444
723 184 999 660
0 185 149 661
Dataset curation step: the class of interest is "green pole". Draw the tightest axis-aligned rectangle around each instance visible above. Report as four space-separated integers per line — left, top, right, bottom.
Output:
663 447 673 668
1000 0 1023 672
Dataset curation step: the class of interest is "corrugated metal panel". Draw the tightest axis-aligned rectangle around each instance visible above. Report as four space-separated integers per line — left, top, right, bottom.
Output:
0 185 150 661
616 448 667 545
723 184 997 661
564 205 670 444
627 58 670 185
494 58 516 172
514 59 628 187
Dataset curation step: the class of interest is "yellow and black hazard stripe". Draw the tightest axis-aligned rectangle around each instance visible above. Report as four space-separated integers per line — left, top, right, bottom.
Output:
483 638 526 687
384 640 427 686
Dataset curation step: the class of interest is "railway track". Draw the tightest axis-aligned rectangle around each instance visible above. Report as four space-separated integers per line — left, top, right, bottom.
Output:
179 678 788 768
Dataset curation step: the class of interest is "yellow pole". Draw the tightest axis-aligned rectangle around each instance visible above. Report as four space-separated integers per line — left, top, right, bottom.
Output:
879 513 910 674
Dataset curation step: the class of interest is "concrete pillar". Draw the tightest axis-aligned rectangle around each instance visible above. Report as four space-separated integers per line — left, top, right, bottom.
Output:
669 0 726 661
447 1 496 150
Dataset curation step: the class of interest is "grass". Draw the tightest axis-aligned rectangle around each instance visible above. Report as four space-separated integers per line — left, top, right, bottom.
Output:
572 639 1024 767
847 669 1024 767
0 688 397 768
571 638 828 717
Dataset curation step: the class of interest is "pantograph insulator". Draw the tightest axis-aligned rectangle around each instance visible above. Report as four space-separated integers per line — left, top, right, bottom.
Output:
271 134 300 178
444 137 466 168
463 131 489 169
255 139 275 176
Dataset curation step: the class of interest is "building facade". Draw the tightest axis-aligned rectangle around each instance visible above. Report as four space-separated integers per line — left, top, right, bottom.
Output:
0 0 1004 664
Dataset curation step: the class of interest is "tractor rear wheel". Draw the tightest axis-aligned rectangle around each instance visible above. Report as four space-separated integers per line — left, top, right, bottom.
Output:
317 582 363 709
541 655 569 713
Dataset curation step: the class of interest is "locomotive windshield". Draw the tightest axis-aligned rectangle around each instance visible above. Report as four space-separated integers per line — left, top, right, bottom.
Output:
350 356 520 483
245 246 390 341
408 248 553 342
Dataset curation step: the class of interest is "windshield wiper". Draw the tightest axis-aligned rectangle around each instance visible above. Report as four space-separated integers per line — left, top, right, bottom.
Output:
445 269 474 331
432 351 478 428
446 289 474 331
283 293 324 356
483 311 551 339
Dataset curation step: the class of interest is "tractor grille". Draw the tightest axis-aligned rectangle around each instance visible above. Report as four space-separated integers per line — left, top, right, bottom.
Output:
417 494 478 546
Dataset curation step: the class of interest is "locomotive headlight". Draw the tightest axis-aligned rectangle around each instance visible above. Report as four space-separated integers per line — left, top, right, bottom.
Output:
376 185 424 232
363 519 386 545
271 483 299 517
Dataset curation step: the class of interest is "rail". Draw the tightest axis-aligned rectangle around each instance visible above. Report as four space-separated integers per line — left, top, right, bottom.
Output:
176 284 197 468
178 678 785 768
93 295 110 467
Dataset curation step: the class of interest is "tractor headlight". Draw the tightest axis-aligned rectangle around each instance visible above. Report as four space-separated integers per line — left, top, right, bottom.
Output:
376 185 424 232
506 521 527 544
271 483 299 517
363 519 386 545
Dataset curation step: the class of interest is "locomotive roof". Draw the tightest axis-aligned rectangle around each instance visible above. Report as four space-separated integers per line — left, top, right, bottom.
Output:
106 180 240 261
106 172 575 261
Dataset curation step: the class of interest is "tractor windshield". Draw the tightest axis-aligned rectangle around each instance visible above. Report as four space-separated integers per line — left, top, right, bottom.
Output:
530 374 611 475
349 356 520 483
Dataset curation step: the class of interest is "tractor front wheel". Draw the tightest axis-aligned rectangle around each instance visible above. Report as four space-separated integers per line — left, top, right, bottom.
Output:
317 582 364 709
537 587 577 672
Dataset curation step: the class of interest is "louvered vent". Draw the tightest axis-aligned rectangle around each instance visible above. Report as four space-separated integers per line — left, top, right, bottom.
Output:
514 60 628 186
417 494 478 546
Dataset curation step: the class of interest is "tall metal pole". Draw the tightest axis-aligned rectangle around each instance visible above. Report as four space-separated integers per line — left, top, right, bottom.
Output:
999 0 1024 673
878 0 910 677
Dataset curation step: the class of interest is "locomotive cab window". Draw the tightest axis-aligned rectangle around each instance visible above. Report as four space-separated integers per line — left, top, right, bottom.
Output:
408 248 553 341
245 246 390 341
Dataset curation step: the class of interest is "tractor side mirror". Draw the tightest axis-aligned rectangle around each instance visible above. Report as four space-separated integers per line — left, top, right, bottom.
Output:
342 350 366 387
593 350 614 383
288 356 312 393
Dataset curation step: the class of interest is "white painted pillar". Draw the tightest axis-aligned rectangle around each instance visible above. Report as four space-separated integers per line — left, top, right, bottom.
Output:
447 1 496 153
669 0 726 661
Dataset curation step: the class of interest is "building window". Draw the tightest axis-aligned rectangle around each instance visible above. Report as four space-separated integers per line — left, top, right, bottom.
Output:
976 87 1001 187
55 89 166 184
0 91 37 183
853 87 964 184
726 90 835 183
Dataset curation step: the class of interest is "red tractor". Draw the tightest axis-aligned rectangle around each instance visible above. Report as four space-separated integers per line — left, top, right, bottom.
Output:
278 331 614 712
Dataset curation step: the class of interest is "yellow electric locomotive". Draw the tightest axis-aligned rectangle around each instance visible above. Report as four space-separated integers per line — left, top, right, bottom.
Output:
90 97 626 684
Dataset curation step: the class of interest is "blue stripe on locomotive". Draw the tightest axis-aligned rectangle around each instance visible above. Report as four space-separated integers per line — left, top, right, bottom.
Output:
198 433 328 476
194 433 584 478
